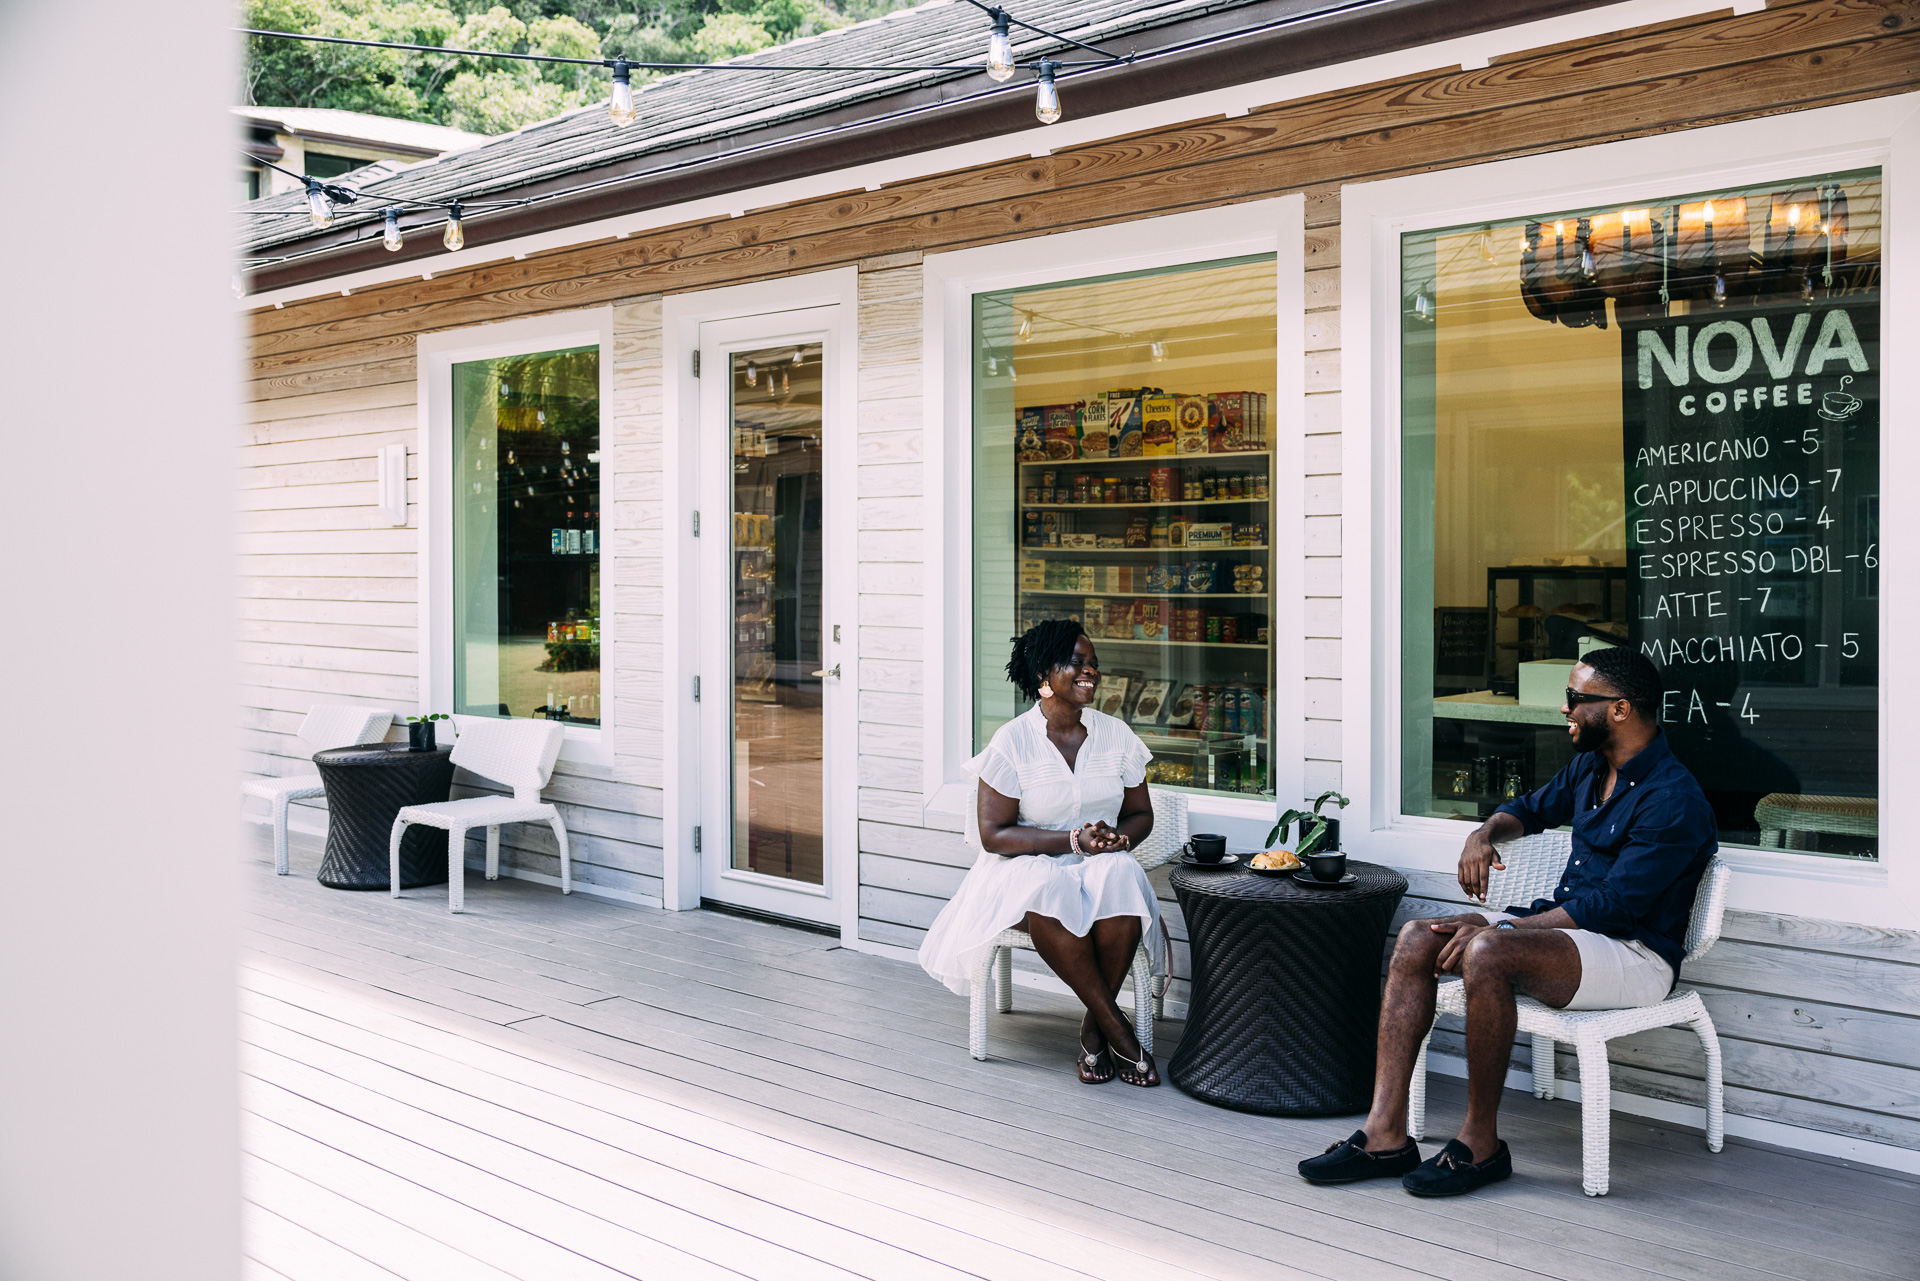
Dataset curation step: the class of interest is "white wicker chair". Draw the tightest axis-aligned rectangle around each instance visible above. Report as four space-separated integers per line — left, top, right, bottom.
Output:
1408 830 1732 1196
240 704 395 875
968 787 1188 1062
388 716 569 913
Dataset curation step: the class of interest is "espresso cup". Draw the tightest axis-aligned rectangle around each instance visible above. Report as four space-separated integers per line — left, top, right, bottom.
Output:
1308 851 1348 882
1189 833 1227 863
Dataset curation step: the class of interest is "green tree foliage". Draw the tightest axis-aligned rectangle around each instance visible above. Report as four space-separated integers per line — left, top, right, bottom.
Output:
244 0 918 134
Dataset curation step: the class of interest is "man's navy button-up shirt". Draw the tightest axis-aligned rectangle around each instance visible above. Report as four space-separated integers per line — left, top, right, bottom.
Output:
1493 733 1717 980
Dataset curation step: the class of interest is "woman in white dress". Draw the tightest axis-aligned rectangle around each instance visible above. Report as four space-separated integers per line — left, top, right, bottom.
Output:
918 619 1164 1086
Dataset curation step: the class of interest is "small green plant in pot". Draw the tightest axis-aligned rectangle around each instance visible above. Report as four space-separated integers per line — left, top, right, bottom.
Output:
406 713 451 752
1266 789 1350 856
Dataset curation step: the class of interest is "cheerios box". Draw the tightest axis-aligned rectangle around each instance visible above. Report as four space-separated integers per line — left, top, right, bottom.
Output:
1141 394 1177 456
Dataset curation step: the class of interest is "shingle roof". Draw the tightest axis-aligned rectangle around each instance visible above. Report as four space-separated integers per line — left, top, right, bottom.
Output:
239 0 1309 254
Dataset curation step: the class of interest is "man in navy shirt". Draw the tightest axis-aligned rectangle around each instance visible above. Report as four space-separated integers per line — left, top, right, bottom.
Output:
1299 646 1717 1196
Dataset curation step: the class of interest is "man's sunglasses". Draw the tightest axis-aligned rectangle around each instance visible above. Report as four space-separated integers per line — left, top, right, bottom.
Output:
1564 687 1625 706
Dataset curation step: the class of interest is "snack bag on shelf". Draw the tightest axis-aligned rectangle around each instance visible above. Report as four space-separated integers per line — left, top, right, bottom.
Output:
1132 678 1171 726
1141 393 1176 456
1148 466 1174 502
1083 598 1109 636
1017 407 1047 461
1164 684 1196 728
1175 395 1210 454
1124 514 1151 549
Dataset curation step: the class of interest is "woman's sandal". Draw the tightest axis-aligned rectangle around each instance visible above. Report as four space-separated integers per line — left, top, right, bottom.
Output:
1077 1032 1115 1084
1111 1042 1159 1088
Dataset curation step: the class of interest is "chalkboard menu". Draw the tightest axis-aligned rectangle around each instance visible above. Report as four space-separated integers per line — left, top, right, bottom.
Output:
1621 299 1879 813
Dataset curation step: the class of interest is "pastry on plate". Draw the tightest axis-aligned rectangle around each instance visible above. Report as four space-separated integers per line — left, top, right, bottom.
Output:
1251 849 1301 871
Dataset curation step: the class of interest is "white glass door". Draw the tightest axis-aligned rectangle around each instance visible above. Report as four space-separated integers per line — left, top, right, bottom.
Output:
697 309 850 927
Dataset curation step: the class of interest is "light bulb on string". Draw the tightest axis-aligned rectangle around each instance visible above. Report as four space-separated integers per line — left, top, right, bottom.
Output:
1477 225 1495 263
306 179 335 229
1411 284 1435 323
1007 361 1017 383
383 208 405 252
791 348 804 365
780 369 790 395
231 273 245 300
745 360 758 387
1033 60 1061 125
443 203 465 252
986 355 999 376
608 61 636 126
1149 341 1167 363
1016 311 1032 342
985 8 1015 82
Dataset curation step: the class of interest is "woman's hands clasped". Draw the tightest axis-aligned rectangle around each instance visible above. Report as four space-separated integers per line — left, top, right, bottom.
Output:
1077 821 1133 853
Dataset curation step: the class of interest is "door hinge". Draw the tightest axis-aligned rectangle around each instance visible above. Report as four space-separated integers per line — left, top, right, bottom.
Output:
692 510 700 537
692 349 701 377
692 675 702 702
693 825 702 852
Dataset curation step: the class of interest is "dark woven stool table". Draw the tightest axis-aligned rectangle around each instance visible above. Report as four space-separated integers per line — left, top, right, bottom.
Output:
313 743 455 890
1168 859 1407 1115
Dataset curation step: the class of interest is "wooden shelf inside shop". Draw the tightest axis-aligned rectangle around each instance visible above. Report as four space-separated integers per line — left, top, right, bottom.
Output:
1025 498 1266 510
1020 451 1271 468
1022 546 1270 556
1021 589 1267 601
1093 638 1268 651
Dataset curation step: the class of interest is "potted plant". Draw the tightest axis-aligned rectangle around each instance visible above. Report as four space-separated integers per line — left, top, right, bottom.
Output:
406 713 450 752
1266 789 1350 856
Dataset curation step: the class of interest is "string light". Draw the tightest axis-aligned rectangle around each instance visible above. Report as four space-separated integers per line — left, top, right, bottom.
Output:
443 203 464 252
745 360 758 387
306 179 335 229
1016 311 1032 342
1033 59 1061 124
231 273 245 299
608 61 636 125
986 8 1015 81
1149 340 1167 362
382 208 405 252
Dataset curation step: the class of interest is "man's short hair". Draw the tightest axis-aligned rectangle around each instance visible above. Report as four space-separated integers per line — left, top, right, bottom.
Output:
1581 646 1663 722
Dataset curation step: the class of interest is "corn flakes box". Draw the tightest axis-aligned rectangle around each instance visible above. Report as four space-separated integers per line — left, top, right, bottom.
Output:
1175 395 1210 454
1079 396 1112 458
1016 406 1047 461
1141 394 1176 456
1043 405 1079 461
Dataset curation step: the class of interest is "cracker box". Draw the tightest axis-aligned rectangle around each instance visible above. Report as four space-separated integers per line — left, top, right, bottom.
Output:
1141 394 1177 456
1019 558 1045 590
1082 598 1109 636
1079 396 1112 459
1175 395 1210 455
1043 404 1079 461
1060 532 1098 550
1184 521 1233 548
1022 510 1042 546
1106 395 1143 458
1137 600 1163 639
1016 406 1047 461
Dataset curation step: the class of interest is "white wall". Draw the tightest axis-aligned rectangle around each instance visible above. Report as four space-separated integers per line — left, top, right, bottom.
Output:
0 2 240 1277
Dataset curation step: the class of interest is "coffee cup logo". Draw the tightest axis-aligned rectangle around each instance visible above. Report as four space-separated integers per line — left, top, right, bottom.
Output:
1819 375 1862 422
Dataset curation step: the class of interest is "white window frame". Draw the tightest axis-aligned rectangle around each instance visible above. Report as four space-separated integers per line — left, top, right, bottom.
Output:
921 196 1308 831
1342 94 1920 930
418 306 617 766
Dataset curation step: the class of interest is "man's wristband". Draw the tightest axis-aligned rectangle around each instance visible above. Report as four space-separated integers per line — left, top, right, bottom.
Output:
1494 920 1517 931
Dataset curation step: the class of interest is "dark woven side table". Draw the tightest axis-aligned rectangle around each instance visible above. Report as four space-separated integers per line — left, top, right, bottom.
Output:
313 743 455 890
1168 859 1408 1115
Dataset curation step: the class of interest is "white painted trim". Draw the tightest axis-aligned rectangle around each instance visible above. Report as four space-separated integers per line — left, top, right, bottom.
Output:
242 0 1762 313
417 307 617 768
1422 1048 1920 1178
921 196 1306 824
1342 94 1920 931
662 269 861 938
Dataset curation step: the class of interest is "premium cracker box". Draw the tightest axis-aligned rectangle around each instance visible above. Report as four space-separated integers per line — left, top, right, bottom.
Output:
1141 393 1177 456
1175 395 1210 455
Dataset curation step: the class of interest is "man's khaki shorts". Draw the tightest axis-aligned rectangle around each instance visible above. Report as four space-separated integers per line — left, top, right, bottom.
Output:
1482 912 1674 1009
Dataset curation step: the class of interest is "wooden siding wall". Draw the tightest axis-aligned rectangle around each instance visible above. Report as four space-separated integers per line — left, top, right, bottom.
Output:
243 0 1920 1153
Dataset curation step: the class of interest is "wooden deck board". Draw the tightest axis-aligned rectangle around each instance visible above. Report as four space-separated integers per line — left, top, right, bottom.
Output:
241 830 1920 1280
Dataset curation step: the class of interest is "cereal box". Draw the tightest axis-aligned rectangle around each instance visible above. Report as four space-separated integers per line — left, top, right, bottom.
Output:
1141 394 1176 456
1016 406 1047 461
1043 404 1079 461
1208 393 1245 453
1079 396 1112 459
1106 395 1143 458
1175 395 1210 455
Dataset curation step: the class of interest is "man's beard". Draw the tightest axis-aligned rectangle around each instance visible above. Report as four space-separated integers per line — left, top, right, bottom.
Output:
1571 713 1612 753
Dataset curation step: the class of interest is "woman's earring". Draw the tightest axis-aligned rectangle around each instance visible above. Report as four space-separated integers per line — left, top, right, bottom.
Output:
1038 685 1054 698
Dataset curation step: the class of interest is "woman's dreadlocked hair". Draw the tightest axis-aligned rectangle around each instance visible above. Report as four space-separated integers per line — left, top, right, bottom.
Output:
1006 618 1087 701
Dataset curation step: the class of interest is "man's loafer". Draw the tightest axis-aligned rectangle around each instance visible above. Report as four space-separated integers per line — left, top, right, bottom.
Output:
1402 1139 1512 1197
1298 1130 1423 1184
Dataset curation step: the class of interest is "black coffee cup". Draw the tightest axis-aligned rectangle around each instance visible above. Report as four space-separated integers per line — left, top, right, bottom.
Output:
1189 833 1227 863
1308 851 1348 882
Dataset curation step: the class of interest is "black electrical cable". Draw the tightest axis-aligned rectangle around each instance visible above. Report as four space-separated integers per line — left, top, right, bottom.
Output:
954 0 1127 61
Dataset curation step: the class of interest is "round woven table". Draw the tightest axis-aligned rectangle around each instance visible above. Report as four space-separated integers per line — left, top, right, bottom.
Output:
313 743 455 890
1168 859 1408 1115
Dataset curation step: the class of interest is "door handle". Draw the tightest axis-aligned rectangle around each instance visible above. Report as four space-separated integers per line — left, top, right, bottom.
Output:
810 664 841 679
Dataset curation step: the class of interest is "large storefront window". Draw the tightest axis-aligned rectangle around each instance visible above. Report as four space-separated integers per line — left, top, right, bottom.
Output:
972 256 1277 795
451 345 601 724
1401 171 1881 858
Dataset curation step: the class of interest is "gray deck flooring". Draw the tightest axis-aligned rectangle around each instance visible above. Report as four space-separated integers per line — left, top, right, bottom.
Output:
238 828 1920 1281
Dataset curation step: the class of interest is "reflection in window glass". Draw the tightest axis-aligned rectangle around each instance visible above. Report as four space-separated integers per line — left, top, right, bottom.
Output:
1401 171 1880 858
451 345 601 724
972 256 1277 796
